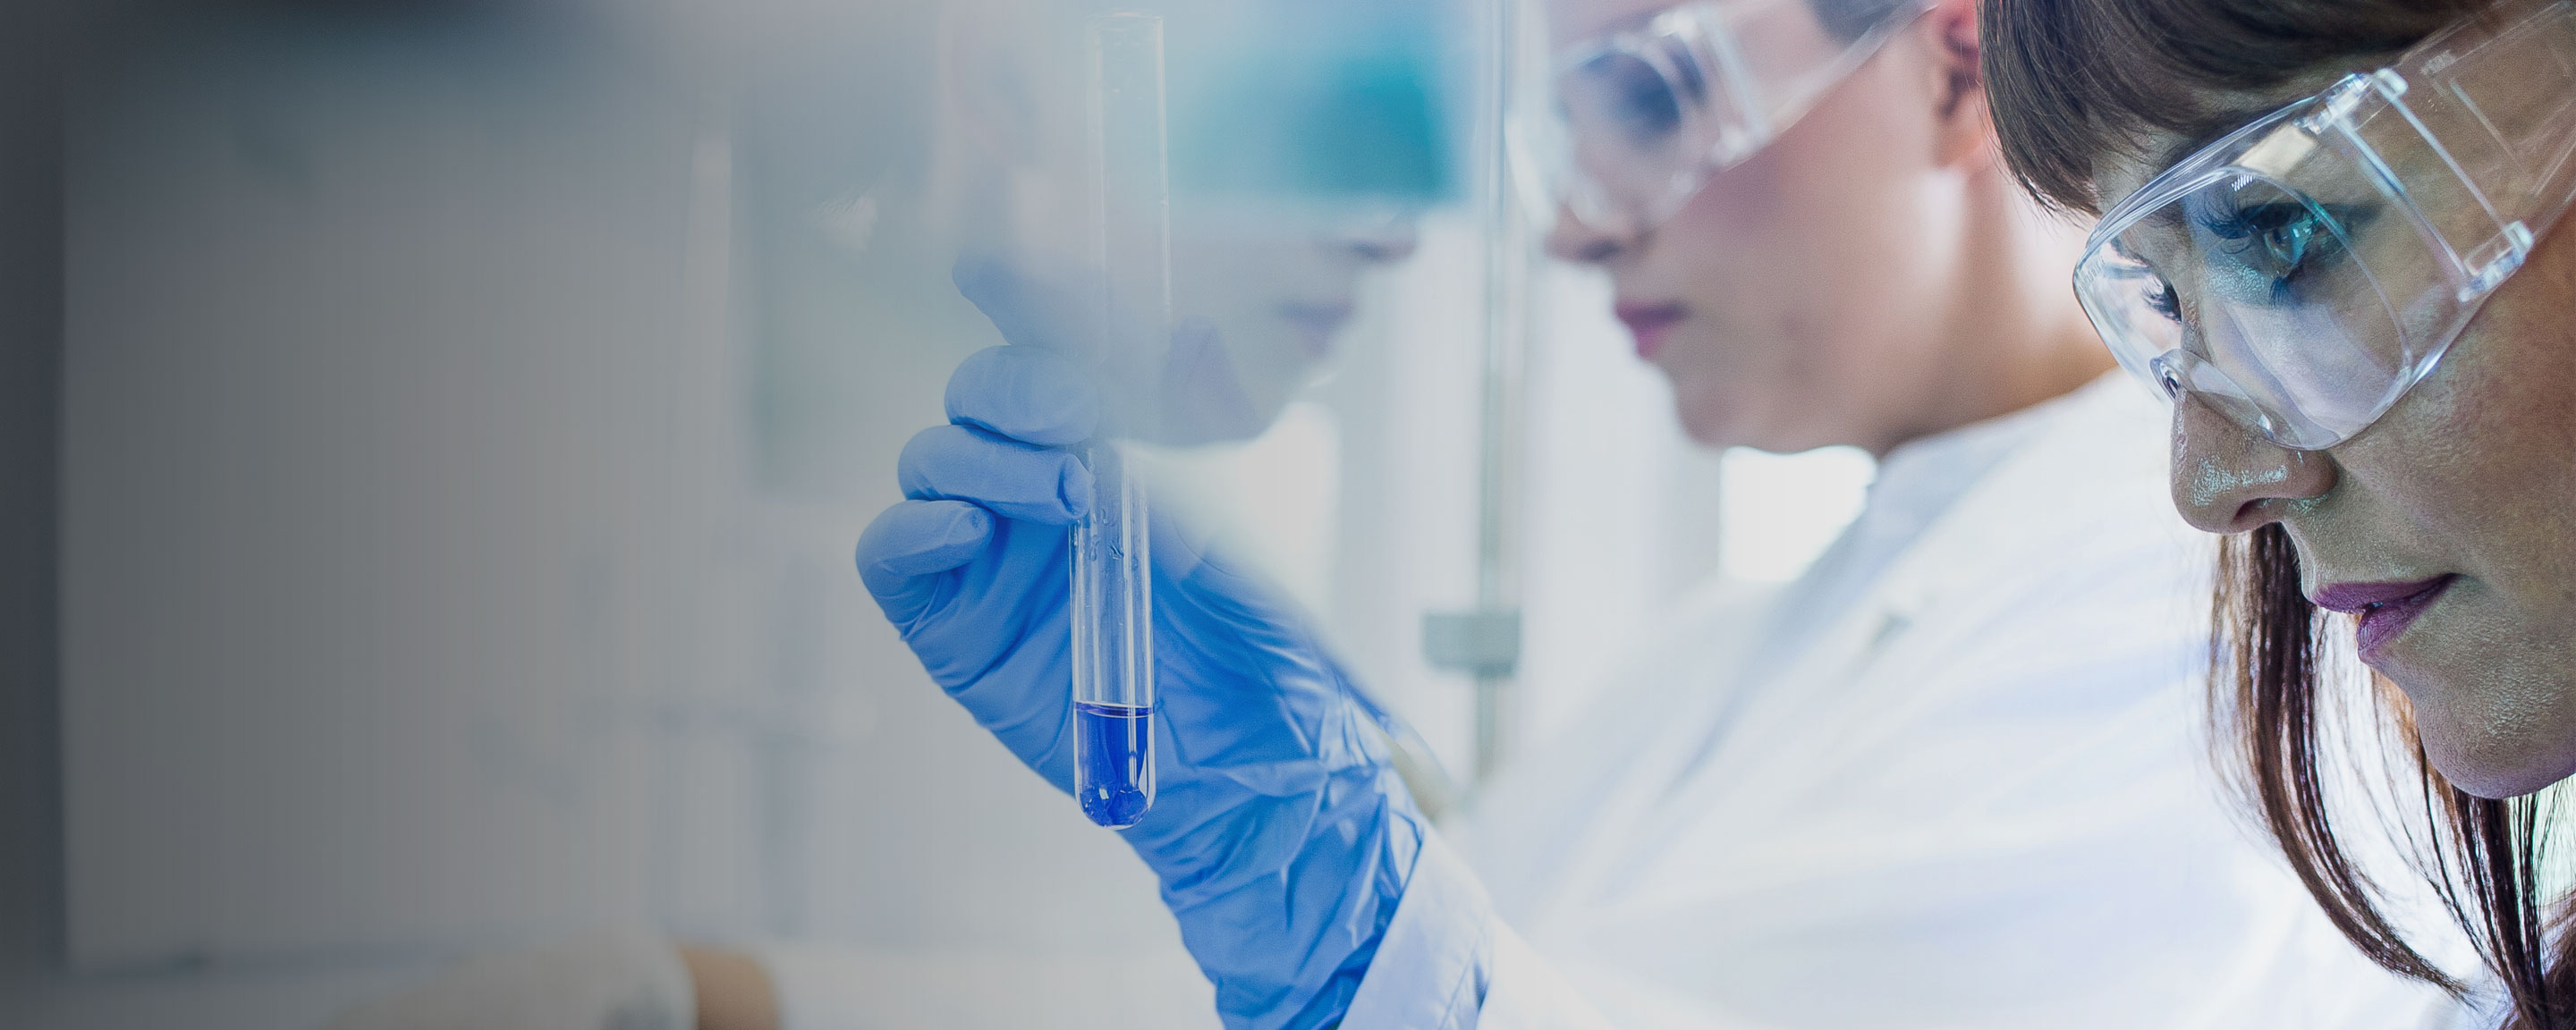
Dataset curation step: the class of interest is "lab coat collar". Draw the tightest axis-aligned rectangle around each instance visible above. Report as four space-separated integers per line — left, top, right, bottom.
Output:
1654 370 2183 806
1738 376 2088 686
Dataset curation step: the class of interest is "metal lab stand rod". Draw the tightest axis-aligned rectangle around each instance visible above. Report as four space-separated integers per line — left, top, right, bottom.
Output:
1426 0 1542 787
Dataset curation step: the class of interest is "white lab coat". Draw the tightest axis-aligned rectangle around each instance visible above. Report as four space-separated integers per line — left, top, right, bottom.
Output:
1342 374 2462 1029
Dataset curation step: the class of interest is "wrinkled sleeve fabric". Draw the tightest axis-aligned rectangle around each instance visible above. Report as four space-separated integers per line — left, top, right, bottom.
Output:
1339 834 1617 1030
1339 834 1487 1029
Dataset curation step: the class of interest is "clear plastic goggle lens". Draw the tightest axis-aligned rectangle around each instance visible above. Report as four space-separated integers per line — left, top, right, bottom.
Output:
2075 0 2576 450
2083 174 2417 448
1552 40 1708 233
1541 0 1927 233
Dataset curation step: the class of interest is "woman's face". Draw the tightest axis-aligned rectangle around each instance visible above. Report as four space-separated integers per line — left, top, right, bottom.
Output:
963 196 1413 445
1543 0 1967 453
940 0 1422 444
2114 115 2576 799
1165 208 1418 440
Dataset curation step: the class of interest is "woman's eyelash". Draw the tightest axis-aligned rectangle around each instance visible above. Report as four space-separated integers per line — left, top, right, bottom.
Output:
2198 202 2363 271
2146 280 2182 324
2197 205 2308 255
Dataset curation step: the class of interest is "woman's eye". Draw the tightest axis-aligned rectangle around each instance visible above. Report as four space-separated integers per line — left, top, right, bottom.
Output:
1612 75 1680 141
2242 204 2324 279
2145 279 2183 325
1619 80 1679 138
1570 51 1683 148
2193 198 2356 305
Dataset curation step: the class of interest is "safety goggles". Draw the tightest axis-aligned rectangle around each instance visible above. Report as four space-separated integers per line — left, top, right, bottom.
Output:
2077 0 2576 450
1537 0 1930 235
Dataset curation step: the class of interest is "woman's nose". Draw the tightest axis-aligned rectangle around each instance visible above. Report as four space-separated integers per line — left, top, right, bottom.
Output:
1545 202 1633 265
2168 394 2338 534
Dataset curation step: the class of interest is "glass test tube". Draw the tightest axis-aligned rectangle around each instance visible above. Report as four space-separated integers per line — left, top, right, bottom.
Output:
1070 11 1168 830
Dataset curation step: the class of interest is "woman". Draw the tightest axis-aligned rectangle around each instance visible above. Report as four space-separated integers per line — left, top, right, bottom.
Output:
856 0 2453 1026
1979 0 2576 1023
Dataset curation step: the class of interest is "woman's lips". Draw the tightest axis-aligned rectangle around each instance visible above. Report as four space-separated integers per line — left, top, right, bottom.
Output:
2310 575 2459 663
1614 301 1685 359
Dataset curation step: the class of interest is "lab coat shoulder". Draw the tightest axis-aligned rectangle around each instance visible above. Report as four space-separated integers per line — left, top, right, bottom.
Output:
1860 376 2213 715
1875 375 2208 637
1774 376 2216 823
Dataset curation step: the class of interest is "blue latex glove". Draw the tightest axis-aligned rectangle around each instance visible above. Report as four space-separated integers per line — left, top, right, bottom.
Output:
853 260 1428 1030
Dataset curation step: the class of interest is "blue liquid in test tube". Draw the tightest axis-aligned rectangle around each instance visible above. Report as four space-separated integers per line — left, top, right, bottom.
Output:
1070 11 1168 830
1074 700 1154 827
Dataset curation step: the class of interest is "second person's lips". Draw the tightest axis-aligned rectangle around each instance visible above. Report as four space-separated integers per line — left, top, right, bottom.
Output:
1614 302 1686 359
2311 575 2459 662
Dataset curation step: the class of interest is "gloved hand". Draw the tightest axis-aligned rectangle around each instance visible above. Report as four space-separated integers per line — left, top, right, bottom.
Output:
853 259 1428 1030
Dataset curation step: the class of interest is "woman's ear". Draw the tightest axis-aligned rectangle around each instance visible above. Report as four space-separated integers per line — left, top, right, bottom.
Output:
1925 0 1993 170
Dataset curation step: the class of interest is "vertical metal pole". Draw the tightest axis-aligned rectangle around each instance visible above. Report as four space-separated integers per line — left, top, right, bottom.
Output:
1470 0 1535 784
1417 0 1538 787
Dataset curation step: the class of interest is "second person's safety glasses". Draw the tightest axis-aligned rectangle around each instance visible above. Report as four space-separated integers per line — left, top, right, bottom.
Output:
1537 0 1930 236
2077 0 2576 450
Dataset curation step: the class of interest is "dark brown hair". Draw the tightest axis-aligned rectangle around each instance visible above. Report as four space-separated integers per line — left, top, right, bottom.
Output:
1979 0 2574 1022
1982 0 2479 214
2215 527 2575 1026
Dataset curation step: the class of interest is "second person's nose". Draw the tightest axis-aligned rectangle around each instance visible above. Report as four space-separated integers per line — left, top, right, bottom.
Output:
1546 201 1638 265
